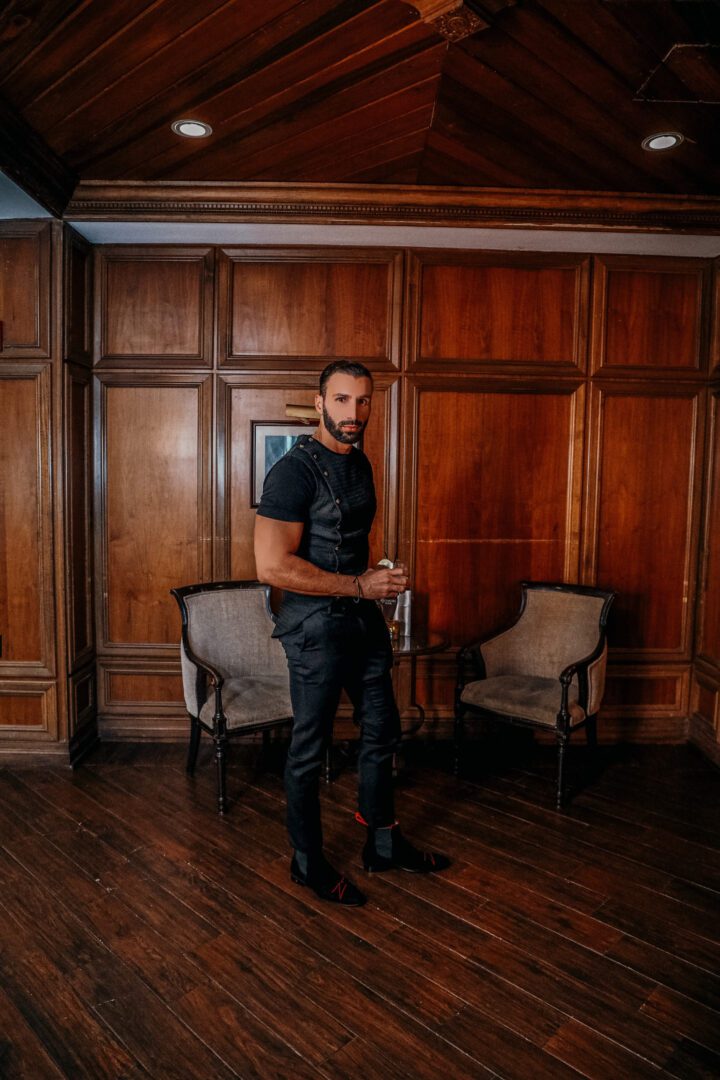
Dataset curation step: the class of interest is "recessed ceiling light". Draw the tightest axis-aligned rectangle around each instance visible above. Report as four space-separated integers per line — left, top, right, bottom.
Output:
641 131 684 152
171 119 212 139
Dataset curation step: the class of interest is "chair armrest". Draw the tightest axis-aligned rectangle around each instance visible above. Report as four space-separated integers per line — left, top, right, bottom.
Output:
559 637 608 712
180 630 225 689
559 637 606 681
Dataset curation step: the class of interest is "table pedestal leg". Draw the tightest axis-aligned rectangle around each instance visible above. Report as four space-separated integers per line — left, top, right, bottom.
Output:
392 653 426 775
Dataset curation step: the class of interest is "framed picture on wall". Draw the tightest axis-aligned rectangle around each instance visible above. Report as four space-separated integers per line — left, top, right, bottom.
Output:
251 422 309 506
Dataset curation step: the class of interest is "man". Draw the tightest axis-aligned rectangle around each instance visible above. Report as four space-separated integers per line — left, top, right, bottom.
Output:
254 360 449 907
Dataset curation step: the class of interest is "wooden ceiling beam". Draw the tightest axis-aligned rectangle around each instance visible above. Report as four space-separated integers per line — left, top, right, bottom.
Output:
0 94 76 215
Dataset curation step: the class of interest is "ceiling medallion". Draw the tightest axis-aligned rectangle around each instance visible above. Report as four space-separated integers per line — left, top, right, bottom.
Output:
433 7 488 40
410 0 516 41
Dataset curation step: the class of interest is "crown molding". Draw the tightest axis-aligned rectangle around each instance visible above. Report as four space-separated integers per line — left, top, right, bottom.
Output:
0 95 77 217
65 180 720 233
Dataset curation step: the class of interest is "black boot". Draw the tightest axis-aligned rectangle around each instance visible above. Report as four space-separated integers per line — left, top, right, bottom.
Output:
356 813 451 874
290 851 367 906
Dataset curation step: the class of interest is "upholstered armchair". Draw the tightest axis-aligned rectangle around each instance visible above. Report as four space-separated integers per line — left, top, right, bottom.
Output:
171 580 293 813
455 582 615 809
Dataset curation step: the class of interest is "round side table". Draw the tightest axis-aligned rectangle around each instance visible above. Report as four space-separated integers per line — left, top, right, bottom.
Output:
391 630 448 737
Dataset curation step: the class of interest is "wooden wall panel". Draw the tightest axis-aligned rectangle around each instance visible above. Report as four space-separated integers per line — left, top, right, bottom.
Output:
690 663 720 767
220 374 398 581
0 367 54 676
587 385 702 659
602 667 689 717
107 671 184 704
96 248 214 366
96 375 212 650
97 659 186 738
68 662 96 737
712 260 720 380
65 365 94 668
694 677 719 732
697 391 720 667
218 249 402 369
592 257 708 374
0 682 57 736
0 222 51 358
410 253 588 371
64 228 92 364
408 381 584 645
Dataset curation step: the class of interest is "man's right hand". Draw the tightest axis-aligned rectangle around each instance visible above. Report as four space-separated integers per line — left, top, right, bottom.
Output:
359 563 408 601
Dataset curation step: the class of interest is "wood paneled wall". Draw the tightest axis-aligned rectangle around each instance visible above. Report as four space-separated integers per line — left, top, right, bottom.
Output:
0 223 58 753
0 220 96 759
691 358 720 765
1 229 717 755
86 242 716 746
64 227 96 759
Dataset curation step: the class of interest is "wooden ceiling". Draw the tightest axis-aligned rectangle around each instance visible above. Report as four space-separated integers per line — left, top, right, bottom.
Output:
0 0 718 209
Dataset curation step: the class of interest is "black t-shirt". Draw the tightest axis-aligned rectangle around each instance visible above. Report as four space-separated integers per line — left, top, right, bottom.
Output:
257 436 376 633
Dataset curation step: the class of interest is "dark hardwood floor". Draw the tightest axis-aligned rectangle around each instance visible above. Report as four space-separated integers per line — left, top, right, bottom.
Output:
1 736 719 1079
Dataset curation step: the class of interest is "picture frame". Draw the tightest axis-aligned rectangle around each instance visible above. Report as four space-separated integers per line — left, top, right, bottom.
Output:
251 422 309 507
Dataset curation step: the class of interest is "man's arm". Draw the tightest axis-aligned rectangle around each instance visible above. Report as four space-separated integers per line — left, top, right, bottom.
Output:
254 516 407 600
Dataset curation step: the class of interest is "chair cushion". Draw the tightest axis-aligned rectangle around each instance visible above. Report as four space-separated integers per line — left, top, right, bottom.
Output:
460 675 585 728
200 676 292 730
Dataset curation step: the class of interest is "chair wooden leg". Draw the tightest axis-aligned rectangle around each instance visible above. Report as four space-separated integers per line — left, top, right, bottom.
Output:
186 715 201 776
258 728 271 770
453 712 464 776
214 735 228 814
556 730 569 810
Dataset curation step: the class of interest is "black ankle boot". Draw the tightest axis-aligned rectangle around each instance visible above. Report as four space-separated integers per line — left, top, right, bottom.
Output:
290 852 367 906
355 813 451 874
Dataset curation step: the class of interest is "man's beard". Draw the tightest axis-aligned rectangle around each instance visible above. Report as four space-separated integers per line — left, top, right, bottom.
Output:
322 404 366 444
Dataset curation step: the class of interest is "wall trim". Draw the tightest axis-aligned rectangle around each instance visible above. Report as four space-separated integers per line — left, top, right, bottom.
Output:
65 181 720 233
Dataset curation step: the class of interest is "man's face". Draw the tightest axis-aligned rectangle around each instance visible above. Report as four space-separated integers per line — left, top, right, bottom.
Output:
316 373 373 445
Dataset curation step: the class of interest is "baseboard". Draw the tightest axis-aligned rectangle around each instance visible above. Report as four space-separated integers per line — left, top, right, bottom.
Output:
0 743 70 765
69 719 100 766
688 713 720 768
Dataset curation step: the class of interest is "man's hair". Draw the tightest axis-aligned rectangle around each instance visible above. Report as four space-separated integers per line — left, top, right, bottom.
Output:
318 360 373 397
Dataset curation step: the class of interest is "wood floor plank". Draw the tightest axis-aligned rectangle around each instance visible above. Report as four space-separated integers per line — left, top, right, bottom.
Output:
173 984 341 1080
437 1003 584 1080
195 931 493 1080
0 818 225 1024
593 898 720 974
662 1037 720 1080
641 987 720 1055
543 1019 665 1079
92 986 239 1080
0 986 67 1080
320 1034 416 1080
406 767 720 890
606 932 720 1011
1 743 718 1079
218 779 679 1069
0 890 148 1078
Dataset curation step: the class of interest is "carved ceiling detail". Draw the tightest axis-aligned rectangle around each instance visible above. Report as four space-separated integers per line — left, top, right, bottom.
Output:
410 0 516 41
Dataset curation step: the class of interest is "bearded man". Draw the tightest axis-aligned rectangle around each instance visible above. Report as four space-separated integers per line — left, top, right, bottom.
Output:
254 360 449 907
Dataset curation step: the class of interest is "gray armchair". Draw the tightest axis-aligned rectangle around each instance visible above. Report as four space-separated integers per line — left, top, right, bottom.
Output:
171 580 293 813
454 582 615 809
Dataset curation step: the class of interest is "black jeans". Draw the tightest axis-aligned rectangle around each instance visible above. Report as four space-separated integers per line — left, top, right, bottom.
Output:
280 599 401 856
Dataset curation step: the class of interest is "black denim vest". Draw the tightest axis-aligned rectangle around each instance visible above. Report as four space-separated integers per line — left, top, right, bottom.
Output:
273 435 376 636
